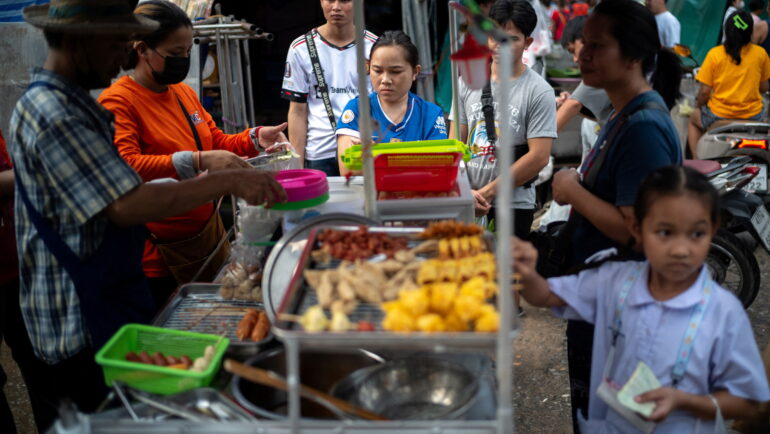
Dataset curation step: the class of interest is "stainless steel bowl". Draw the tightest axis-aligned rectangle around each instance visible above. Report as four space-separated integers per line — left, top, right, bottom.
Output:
230 347 382 420
330 357 479 420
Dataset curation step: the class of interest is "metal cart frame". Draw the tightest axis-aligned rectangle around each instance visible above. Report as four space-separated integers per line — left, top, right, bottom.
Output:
76 2 523 433
274 2 520 433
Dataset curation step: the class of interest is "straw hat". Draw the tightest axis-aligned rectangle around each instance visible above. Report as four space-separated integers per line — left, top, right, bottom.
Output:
23 0 158 34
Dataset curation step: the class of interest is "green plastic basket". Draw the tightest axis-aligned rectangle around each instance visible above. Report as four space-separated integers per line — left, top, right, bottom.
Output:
95 324 229 395
341 139 471 171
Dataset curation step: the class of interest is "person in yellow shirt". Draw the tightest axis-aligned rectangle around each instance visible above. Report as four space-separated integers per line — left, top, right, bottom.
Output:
688 10 770 157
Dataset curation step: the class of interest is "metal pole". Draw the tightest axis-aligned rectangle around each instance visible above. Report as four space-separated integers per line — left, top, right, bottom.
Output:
354 0 377 218
449 4 462 141
242 39 257 128
285 337 301 432
495 40 515 434
221 32 236 133
233 38 249 128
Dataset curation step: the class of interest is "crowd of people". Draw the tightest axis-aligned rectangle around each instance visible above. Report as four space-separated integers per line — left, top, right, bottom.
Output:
1 0 770 433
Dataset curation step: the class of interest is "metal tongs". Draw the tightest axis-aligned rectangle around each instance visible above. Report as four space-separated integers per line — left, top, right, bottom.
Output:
112 382 206 422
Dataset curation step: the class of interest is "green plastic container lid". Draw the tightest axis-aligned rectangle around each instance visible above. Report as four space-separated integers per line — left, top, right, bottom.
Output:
270 191 330 211
341 139 471 171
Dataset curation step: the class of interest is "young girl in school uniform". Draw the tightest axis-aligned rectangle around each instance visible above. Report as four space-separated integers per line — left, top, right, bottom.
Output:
512 165 770 433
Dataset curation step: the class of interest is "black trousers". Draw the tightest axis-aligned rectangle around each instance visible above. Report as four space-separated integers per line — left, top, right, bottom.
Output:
566 319 595 433
30 346 109 432
1 278 67 433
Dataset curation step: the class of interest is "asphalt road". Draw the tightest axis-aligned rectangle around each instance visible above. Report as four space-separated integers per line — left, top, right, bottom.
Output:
3 249 770 434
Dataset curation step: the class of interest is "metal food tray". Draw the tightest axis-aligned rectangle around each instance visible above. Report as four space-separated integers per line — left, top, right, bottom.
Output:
273 225 518 350
153 283 272 356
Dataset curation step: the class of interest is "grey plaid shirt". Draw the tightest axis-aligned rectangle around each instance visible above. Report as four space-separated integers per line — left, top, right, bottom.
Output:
8 69 142 364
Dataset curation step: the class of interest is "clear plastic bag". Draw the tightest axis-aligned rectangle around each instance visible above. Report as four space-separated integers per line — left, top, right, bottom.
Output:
219 243 264 301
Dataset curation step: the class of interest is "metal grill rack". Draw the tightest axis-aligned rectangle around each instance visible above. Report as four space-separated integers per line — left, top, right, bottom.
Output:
153 284 272 355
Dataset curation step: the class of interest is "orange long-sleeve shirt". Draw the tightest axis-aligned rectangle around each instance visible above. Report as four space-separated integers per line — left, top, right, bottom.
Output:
99 76 259 277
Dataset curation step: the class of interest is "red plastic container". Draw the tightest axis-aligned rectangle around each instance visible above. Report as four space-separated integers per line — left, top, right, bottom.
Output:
374 152 461 192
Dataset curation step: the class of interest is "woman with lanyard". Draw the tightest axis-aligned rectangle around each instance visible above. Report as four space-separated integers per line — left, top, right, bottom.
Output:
99 0 289 307
335 30 448 176
547 0 683 431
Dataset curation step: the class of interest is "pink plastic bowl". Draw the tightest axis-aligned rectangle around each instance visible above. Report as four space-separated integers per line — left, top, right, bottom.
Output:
275 169 329 202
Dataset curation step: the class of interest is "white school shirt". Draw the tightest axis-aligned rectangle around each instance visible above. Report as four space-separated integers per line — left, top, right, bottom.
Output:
281 29 376 161
549 260 770 433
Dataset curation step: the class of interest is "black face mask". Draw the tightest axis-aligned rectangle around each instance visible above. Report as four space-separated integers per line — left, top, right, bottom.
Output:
149 48 190 85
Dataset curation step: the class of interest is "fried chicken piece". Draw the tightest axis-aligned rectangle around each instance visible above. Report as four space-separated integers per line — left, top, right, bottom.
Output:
331 299 358 314
303 269 324 289
377 259 405 275
394 249 416 264
337 278 356 302
410 239 438 256
316 271 336 308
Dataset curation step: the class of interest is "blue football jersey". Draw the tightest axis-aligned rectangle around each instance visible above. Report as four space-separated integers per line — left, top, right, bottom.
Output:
336 92 447 143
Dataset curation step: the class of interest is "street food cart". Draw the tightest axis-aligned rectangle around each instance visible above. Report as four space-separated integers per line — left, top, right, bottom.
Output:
52 2 524 433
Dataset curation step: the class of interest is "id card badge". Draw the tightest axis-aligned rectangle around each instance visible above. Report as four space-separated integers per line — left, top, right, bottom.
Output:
596 378 656 434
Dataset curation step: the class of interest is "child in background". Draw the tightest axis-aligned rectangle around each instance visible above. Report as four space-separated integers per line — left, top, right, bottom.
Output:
512 166 770 433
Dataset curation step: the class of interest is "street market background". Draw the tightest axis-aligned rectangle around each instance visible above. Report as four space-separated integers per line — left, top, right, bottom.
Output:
2 0 770 432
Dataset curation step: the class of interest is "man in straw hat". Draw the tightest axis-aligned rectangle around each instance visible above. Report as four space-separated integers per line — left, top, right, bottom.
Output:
8 1 286 429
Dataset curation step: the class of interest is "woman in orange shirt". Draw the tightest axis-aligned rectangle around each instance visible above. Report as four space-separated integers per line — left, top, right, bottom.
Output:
99 0 288 306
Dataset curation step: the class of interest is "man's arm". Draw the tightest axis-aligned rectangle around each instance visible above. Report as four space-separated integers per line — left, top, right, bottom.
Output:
478 137 553 201
288 102 309 165
105 169 285 227
761 80 769 94
556 98 583 132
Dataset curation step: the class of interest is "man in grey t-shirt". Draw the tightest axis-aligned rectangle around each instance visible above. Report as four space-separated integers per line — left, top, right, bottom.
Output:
449 0 556 239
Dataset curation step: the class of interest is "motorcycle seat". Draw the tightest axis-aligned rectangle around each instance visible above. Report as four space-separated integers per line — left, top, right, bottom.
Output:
706 119 761 131
684 159 722 175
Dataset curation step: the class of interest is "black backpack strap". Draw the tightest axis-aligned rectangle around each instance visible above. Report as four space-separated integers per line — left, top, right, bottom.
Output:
481 81 496 145
305 29 337 130
582 100 667 189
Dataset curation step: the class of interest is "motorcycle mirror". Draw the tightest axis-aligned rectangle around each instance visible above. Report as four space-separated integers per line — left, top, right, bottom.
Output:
674 44 691 58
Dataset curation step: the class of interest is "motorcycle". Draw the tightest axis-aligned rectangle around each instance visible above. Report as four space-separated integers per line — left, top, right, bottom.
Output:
687 156 766 308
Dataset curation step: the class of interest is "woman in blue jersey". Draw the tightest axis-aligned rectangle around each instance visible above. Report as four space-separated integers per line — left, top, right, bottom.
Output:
336 30 448 175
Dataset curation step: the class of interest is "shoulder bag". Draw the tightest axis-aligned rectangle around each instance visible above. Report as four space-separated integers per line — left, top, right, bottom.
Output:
306 29 337 130
531 100 667 277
